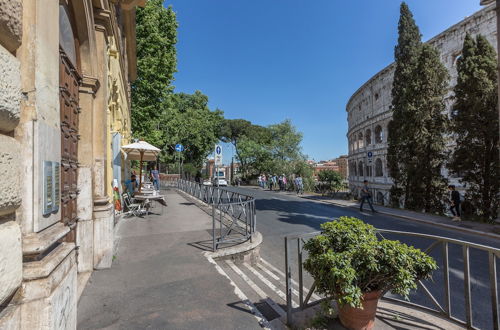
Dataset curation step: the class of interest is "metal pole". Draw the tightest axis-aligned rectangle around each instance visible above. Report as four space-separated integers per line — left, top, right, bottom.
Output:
489 252 499 330
463 245 473 327
298 238 304 308
212 204 216 252
442 242 451 316
285 236 293 325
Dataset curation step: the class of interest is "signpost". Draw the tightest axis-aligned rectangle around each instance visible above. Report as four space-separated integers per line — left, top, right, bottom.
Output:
215 145 222 187
175 144 184 178
367 151 373 164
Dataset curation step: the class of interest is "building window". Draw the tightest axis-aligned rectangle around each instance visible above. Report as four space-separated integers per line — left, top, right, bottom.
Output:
365 129 371 146
374 93 379 101
375 158 383 177
358 132 364 149
375 125 383 143
366 165 372 177
377 191 384 204
358 161 364 177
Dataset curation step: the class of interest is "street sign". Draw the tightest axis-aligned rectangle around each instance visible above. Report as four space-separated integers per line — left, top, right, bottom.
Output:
367 151 373 158
175 144 184 152
215 144 223 166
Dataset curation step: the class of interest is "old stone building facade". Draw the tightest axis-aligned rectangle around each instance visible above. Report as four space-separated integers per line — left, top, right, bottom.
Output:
346 4 497 205
0 0 143 328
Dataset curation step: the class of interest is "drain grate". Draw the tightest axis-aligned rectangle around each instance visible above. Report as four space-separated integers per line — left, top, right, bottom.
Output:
254 301 281 321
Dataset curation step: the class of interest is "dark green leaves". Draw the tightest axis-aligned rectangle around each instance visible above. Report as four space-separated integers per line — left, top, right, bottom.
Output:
449 34 499 222
388 2 448 212
303 217 437 308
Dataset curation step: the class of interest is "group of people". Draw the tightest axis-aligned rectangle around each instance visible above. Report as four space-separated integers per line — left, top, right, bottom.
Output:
257 174 304 195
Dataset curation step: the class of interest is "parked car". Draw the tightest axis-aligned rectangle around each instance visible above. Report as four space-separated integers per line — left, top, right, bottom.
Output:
213 178 228 187
202 179 212 186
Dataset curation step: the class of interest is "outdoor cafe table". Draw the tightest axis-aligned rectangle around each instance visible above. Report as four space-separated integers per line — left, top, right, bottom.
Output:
134 193 167 216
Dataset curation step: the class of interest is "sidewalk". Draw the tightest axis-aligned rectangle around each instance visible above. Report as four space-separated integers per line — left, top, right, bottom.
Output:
77 189 261 330
291 191 500 240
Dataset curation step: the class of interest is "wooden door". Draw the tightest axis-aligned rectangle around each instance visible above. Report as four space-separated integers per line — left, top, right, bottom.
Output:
59 48 81 240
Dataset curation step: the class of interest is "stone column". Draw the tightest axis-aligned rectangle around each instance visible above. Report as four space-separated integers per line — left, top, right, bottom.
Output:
92 14 114 270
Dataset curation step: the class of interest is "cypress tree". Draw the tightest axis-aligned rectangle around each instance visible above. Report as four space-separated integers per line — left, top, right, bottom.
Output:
388 2 448 212
449 34 500 222
407 44 449 212
387 2 422 207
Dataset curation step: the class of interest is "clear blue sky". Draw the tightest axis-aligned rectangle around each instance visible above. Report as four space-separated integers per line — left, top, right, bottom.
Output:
164 0 482 162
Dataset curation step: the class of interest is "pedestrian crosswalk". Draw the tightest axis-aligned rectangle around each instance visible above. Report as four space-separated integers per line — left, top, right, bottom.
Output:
216 257 321 326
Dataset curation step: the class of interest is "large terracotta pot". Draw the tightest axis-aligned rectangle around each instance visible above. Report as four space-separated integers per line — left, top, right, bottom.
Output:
338 290 382 330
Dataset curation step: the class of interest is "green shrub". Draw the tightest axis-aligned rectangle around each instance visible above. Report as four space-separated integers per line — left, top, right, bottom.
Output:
303 216 437 308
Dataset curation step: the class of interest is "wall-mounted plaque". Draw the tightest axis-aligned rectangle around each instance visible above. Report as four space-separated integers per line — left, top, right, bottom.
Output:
43 161 60 215
53 162 60 211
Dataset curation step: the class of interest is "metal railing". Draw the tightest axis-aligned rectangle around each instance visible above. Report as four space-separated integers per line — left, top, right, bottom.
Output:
177 179 256 251
285 228 500 329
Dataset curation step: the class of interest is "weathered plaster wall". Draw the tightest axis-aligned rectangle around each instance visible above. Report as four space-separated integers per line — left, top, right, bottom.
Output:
346 4 497 203
0 0 23 311
0 0 22 53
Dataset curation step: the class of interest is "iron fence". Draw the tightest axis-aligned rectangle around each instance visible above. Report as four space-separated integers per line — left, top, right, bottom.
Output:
284 228 499 329
177 179 256 251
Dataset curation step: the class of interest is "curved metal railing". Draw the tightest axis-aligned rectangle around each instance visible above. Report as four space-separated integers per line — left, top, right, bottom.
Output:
177 179 256 251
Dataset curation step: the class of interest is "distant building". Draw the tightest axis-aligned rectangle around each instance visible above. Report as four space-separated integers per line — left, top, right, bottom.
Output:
335 155 348 179
346 5 496 205
313 161 339 177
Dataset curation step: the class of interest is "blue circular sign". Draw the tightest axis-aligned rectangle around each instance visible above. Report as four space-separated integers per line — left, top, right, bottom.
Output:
367 151 373 158
175 144 184 152
215 146 222 155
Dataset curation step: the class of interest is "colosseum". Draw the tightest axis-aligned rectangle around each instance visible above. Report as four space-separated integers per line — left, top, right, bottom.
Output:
346 4 497 205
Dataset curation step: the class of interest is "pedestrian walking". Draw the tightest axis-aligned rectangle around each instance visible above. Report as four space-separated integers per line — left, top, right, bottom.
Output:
295 175 303 195
262 174 267 189
151 166 160 191
448 185 461 221
283 175 287 191
359 180 375 212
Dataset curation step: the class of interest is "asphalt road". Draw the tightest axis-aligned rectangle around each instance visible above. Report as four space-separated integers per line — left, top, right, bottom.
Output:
226 185 500 330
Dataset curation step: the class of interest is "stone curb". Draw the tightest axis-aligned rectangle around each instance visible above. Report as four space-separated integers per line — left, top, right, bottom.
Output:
299 195 500 241
205 231 262 259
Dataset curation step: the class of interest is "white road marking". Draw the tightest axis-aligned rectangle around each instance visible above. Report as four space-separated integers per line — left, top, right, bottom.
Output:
255 263 280 281
244 263 299 308
260 258 321 301
226 260 286 317
204 254 271 329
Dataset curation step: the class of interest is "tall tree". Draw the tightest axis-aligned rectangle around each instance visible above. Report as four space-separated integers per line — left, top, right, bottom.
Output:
387 2 448 212
407 44 449 212
160 91 224 167
449 34 499 222
387 2 422 207
131 0 178 146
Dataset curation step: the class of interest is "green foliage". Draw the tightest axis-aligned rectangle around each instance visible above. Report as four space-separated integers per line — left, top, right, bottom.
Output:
220 119 272 176
132 0 177 145
387 2 448 212
226 119 308 180
160 91 224 167
304 217 437 308
449 34 500 222
317 170 344 196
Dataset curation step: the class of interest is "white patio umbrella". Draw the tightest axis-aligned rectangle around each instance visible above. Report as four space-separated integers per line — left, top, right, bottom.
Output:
121 141 161 192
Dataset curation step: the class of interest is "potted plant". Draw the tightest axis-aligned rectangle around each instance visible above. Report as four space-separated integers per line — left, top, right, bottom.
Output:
303 216 437 330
